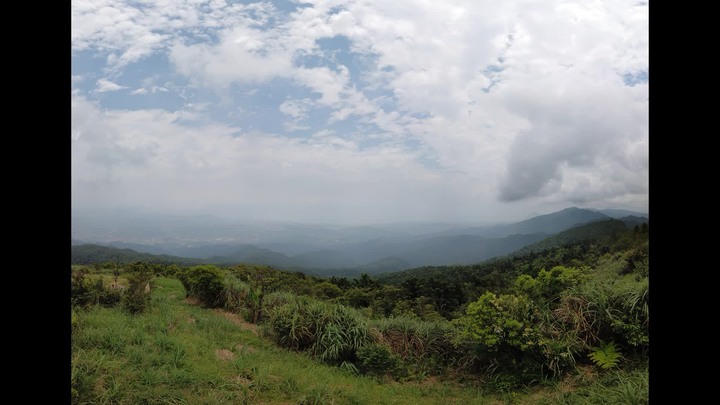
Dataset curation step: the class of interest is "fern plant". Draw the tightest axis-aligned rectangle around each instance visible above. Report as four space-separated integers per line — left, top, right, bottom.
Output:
589 341 623 369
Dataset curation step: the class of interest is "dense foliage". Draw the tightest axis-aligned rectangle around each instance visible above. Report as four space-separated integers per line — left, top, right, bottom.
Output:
72 220 648 400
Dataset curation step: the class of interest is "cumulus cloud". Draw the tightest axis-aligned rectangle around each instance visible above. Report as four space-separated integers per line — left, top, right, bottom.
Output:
496 17 649 205
71 92 487 223
72 0 278 69
71 0 649 222
94 78 127 93
169 25 294 87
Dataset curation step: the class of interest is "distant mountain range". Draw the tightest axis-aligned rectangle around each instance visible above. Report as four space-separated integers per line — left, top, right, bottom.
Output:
374 217 646 285
429 207 607 238
71 207 647 275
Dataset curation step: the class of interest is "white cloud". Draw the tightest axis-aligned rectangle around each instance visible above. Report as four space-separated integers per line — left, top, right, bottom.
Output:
169 24 294 87
94 78 127 93
72 0 167 69
72 92 495 223
71 0 649 222
279 99 310 119
72 0 278 70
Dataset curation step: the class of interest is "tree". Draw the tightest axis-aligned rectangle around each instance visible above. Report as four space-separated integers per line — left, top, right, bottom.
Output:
314 281 343 299
354 273 378 289
343 288 373 308
329 276 352 290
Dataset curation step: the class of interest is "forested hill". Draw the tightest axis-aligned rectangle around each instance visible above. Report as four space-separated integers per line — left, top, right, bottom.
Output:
376 218 648 287
71 244 205 266
510 218 636 256
480 206 611 237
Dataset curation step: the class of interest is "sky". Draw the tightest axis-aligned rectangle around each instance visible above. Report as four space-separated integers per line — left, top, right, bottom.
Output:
71 0 649 225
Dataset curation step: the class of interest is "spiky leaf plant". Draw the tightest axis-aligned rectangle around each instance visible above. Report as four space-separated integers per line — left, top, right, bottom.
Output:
589 341 623 370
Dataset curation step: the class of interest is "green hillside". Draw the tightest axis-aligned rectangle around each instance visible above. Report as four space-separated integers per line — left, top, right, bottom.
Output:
72 223 649 404
376 218 645 287
71 244 204 266
73 277 514 404
510 218 637 256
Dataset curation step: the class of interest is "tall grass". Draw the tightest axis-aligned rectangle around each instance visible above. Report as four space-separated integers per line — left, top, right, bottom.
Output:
72 276 645 404
555 369 649 405
265 296 370 365
371 316 455 360
559 275 649 354
72 277 507 404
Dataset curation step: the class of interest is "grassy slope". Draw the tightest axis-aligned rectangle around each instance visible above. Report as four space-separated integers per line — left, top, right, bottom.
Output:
72 276 648 404
72 277 503 404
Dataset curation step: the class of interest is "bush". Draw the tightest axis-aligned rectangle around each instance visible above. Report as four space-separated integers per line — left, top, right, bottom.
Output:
313 281 343 300
223 275 252 316
356 343 405 378
371 316 455 361
266 298 370 366
93 279 123 307
514 265 585 306
562 276 648 354
71 269 123 308
176 265 226 308
71 268 91 306
456 292 539 351
453 292 550 384
122 265 154 314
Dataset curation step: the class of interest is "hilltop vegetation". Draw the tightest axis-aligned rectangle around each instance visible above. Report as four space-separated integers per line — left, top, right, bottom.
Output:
71 220 649 404
71 244 205 266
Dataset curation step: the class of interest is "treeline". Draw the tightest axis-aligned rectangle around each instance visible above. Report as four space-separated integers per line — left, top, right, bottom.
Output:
511 218 635 256
71 244 204 266
71 223 648 391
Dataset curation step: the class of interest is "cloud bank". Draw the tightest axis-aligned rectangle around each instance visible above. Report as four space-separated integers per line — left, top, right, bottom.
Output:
72 0 648 224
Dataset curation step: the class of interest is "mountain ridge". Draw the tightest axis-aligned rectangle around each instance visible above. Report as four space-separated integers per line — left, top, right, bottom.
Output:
72 207 648 275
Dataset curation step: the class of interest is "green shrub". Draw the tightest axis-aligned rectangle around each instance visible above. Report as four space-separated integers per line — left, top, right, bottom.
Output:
453 291 556 385
314 281 343 299
514 265 585 306
562 276 648 354
266 298 370 366
263 290 300 312
71 269 123 308
223 274 252 316
371 316 455 361
176 265 226 308
71 268 92 306
122 267 153 314
94 279 123 307
456 292 539 351
356 343 405 378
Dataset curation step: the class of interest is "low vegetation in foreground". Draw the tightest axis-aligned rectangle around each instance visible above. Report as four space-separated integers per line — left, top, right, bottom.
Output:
71 223 648 404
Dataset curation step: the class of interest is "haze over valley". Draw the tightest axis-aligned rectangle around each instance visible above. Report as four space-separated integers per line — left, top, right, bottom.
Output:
72 206 648 275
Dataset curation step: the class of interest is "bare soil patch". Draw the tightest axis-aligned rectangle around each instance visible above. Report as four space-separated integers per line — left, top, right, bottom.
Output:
214 309 259 335
215 349 235 361
236 343 257 353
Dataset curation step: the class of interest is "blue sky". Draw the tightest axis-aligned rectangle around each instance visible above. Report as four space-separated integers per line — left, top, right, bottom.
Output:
71 0 648 224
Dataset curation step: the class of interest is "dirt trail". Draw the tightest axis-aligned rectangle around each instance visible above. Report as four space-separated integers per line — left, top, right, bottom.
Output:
213 309 260 335
183 297 260 335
